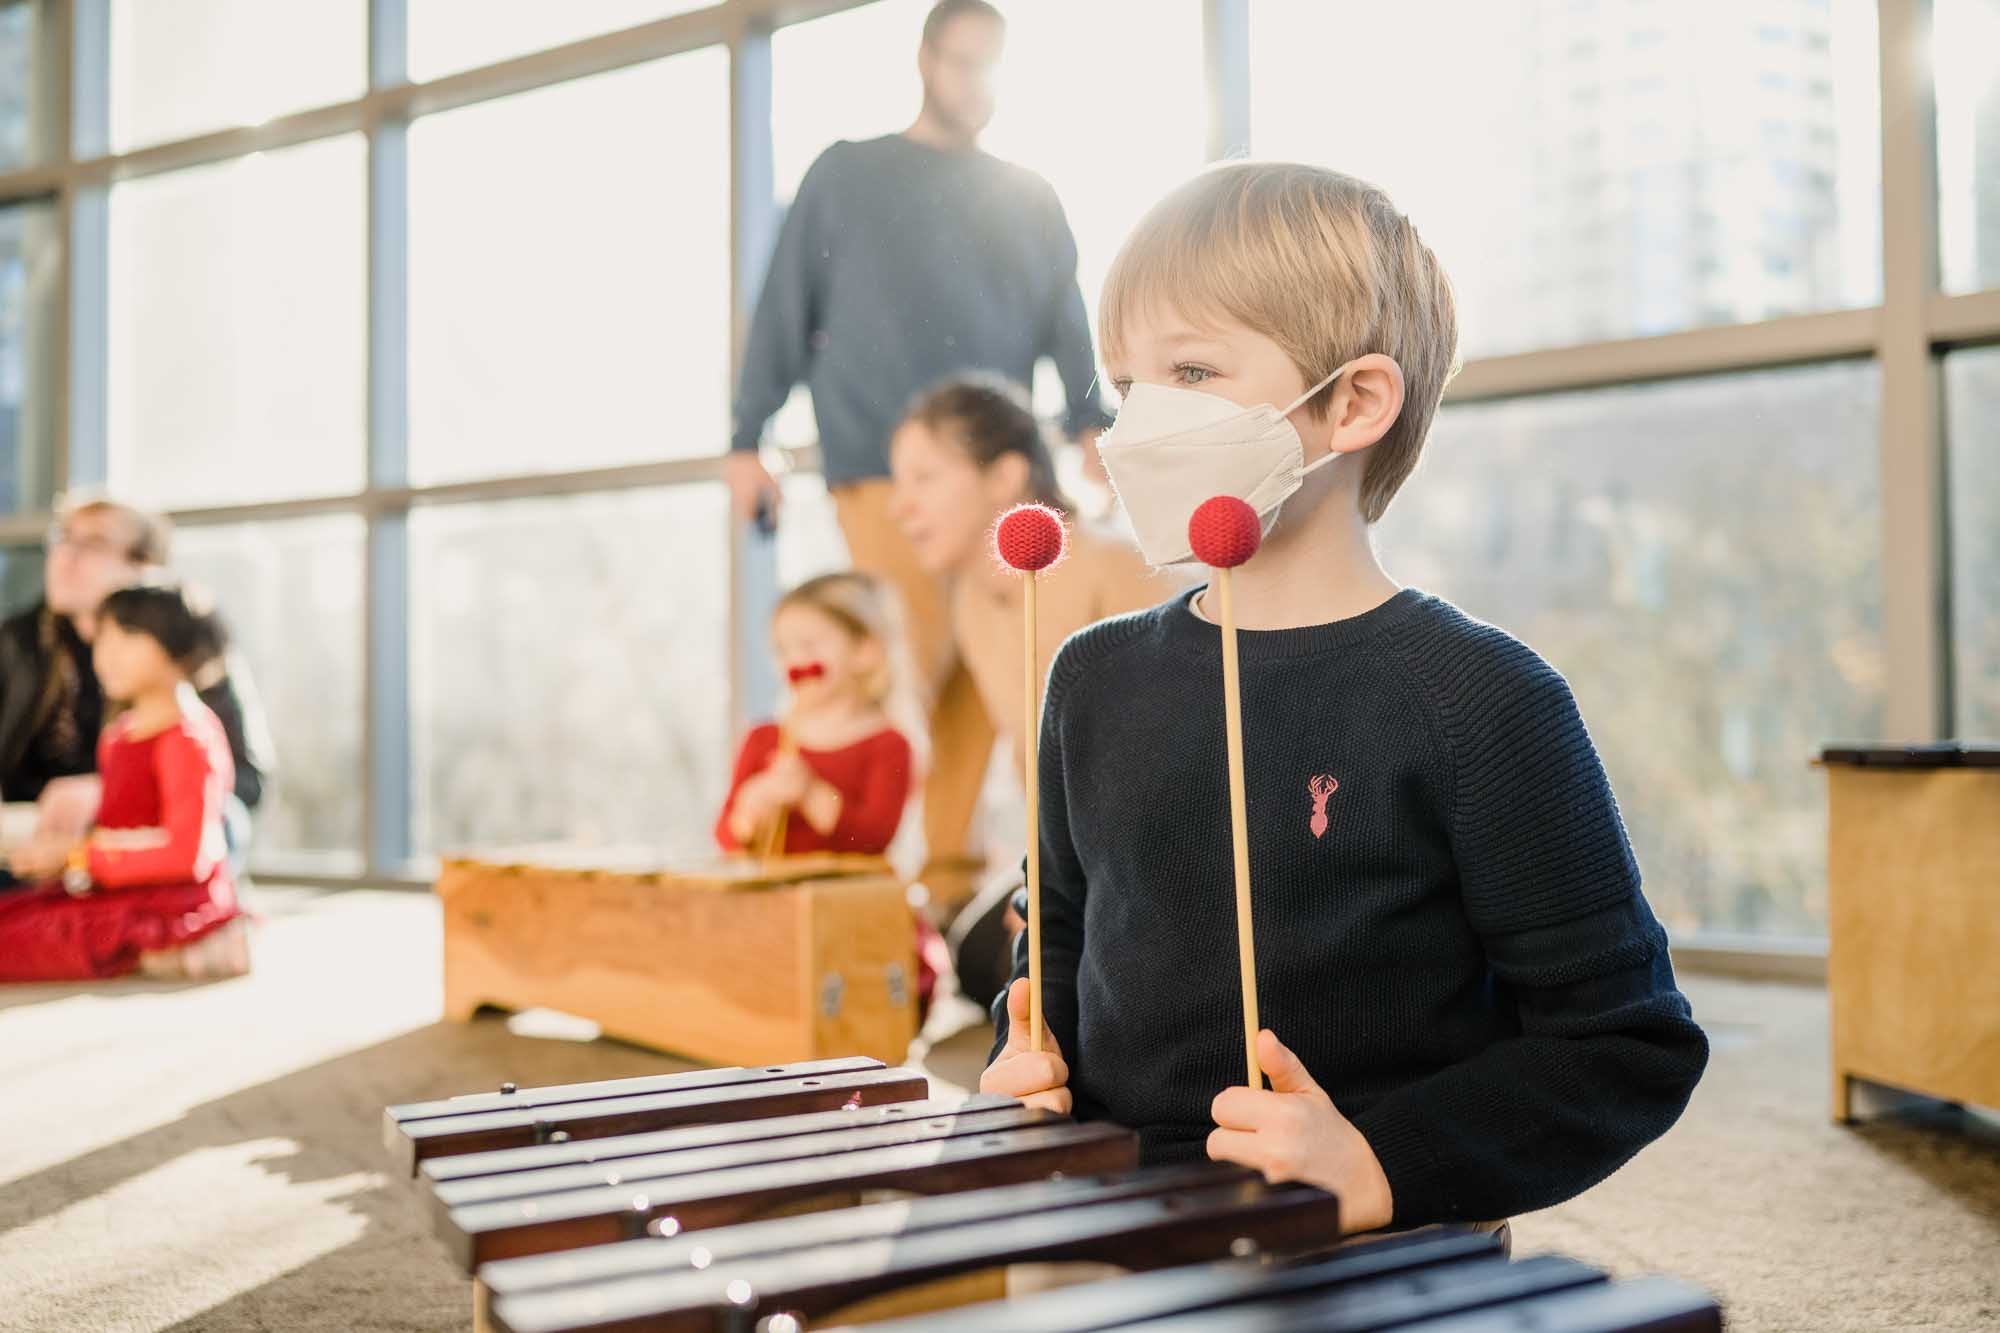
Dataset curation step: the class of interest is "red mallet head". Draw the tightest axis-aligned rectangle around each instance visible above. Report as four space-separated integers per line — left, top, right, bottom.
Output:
994 503 1068 573
1188 496 1263 569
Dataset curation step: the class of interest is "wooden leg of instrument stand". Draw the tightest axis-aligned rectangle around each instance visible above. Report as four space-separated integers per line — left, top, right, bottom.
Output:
821 1268 1008 1324
1006 1260 1129 1296
473 1277 494 1333
1832 1069 1855 1125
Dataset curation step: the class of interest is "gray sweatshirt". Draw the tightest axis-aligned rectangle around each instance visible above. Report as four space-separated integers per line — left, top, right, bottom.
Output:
730 134 1112 486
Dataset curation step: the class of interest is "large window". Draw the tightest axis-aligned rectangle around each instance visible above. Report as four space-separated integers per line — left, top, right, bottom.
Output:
410 487 731 862
0 199 57 514
173 517 367 868
1377 363 1884 935
109 0 366 152
1948 347 2000 739
108 136 368 509
0 0 43 172
408 49 730 486
1251 0 1883 358
1936 0 2000 294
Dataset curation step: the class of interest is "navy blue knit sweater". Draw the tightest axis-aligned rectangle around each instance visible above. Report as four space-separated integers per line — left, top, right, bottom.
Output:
990 587 1708 1227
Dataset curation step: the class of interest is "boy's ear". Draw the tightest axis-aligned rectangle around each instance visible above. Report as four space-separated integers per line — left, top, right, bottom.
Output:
1323 354 1407 458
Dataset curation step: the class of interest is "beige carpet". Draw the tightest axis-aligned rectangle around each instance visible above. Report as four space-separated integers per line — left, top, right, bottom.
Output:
0 887 1993 1332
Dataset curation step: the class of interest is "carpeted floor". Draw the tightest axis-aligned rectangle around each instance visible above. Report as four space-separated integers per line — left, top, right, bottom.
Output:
0 886 1993 1332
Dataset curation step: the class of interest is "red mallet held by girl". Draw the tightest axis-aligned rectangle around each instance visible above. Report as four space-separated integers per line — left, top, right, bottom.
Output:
992 503 1068 1054
1189 495 1266 1089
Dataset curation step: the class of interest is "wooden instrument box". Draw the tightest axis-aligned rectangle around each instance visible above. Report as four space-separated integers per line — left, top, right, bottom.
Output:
1822 744 2000 1121
438 854 919 1068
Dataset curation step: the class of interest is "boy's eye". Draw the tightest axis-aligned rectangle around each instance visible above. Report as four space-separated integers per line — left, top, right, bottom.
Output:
1176 364 1216 385
1110 378 1132 398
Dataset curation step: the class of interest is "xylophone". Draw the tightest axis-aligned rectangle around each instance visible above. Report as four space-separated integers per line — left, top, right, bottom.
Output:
388 1063 1722 1332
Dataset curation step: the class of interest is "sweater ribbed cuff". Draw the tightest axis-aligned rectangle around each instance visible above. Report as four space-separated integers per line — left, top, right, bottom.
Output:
1350 1099 1450 1229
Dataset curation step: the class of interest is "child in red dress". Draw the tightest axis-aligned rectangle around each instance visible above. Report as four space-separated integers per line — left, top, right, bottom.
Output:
716 572 915 857
716 572 947 1016
0 584 246 981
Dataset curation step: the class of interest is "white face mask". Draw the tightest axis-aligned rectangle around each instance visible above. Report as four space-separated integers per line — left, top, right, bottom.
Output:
1096 362 1353 566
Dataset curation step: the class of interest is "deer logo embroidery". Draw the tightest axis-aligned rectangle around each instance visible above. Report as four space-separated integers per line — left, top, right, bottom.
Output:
1308 775 1340 839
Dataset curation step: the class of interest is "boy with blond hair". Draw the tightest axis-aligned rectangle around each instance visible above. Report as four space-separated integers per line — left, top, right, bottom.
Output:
981 162 1706 1239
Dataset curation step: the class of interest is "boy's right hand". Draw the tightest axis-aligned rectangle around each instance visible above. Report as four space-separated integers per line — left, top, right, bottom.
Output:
978 978 1072 1115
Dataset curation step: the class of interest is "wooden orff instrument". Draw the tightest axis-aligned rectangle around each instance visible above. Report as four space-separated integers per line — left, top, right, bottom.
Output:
435 855 918 1068
386 1066 1720 1332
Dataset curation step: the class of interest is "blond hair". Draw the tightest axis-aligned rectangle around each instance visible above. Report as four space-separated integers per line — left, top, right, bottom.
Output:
1099 162 1460 522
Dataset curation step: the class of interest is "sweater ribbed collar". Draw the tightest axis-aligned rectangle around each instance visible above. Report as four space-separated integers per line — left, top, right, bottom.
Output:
1162 585 1431 662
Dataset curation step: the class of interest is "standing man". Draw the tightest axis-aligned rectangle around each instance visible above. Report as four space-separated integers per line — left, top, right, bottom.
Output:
727 0 1111 880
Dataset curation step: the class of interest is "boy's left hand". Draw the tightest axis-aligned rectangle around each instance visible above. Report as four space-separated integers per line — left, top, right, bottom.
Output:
1207 1029 1395 1235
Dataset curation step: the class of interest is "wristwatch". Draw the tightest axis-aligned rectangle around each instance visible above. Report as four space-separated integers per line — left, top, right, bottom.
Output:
62 845 92 898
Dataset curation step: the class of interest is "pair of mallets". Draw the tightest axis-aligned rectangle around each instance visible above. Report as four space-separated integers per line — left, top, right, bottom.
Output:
995 496 1268 1089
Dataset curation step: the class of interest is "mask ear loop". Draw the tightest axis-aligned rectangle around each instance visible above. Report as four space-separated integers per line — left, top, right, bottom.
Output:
1287 360 1355 477
1281 359 1353 417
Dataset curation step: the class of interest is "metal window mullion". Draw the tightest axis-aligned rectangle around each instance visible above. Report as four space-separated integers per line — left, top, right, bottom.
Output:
1445 307 1882 403
729 16 778 737
1929 289 2000 347
364 0 412 877
61 0 111 493
29 0 74 514
1877 0 1949 740
1203 0 1251 161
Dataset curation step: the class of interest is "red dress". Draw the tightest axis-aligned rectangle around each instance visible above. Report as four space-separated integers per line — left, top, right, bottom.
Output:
714 724 913 855
0 702 241 981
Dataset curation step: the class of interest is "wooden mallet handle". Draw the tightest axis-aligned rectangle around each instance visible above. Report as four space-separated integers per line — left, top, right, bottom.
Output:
757 725 796 860
1023 572 1043 1050
1190 497 1265 1089
994 504 1068 1055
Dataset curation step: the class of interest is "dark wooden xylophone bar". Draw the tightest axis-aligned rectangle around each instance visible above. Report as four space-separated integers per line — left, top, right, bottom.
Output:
855 1247 1719 1333
1389 1276 1722 1332
478 1161 1272 1302
446 1117 1136 1267
486 1171 1344 1333
388 1056 889 1126
387 1066 928 1174
431 1097 1029 1211
422 1095 1015 1187
840 1228 1506 1332
1081 1254 1611 1331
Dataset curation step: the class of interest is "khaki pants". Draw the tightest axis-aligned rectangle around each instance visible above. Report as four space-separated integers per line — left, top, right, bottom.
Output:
832 479 994 873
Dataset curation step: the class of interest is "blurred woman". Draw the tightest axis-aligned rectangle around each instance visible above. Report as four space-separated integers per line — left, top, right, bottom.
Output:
890 375 1182 1005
